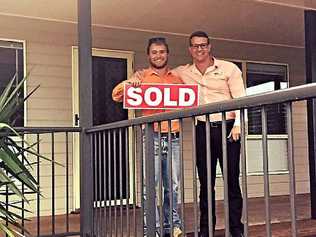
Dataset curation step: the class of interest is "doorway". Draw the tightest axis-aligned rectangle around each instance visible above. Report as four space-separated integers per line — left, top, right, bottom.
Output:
72 47 134 209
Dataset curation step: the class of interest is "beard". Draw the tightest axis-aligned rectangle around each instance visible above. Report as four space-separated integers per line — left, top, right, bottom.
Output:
149 58 168 69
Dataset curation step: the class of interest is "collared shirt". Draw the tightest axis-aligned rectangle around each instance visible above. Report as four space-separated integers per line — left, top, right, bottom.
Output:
112 68 183 132
174 58 246 125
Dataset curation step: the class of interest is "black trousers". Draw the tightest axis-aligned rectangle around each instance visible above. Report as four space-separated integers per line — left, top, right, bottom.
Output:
196 120 243 235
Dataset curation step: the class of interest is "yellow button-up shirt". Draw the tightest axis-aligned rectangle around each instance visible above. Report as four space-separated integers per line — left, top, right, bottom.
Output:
174 58 246 125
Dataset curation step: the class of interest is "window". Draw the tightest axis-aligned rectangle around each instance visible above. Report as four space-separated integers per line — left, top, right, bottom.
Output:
0 40 24 126
246 63 288 135
244 62 289 174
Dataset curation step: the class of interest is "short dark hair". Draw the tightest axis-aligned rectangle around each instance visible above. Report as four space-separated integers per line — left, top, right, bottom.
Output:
189 31 210 46
147 37 169 54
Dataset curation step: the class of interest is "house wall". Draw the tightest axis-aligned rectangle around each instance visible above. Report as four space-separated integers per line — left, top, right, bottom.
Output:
0 13 309 216
0 15 77 217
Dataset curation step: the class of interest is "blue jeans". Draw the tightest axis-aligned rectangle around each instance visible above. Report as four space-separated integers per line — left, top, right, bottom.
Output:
143 133 181 234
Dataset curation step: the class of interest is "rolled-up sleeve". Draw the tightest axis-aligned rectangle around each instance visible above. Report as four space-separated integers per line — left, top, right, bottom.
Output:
228 66 246 99
228 66 246 126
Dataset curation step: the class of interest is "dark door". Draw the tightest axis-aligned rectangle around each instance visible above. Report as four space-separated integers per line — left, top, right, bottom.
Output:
92 56 129 204
0 41 24 126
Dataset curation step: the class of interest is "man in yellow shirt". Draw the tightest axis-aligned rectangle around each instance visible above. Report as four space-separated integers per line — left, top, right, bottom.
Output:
176 31 245 237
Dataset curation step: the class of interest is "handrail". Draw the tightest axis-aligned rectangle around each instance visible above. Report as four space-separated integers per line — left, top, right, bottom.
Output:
86 82 316 133
2 127 82 135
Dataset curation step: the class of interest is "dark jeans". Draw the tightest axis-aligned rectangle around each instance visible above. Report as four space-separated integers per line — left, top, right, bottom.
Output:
196 120 243 235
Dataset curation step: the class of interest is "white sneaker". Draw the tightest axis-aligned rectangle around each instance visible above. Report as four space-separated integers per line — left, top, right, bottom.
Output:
173 227 182 237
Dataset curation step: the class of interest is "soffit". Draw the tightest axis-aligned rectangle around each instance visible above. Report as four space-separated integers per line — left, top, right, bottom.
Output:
0 0 312 47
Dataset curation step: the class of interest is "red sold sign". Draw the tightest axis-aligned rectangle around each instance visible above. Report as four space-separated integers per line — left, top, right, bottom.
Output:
123 83 199 109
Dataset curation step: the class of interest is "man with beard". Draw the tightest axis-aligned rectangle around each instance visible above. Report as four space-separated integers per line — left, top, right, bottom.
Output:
112 37 183 237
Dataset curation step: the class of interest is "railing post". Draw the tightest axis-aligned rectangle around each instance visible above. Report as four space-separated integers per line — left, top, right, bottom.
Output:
144 123 156 236
286 102 297 236
221 113 230 237
205 115 214 237
261 106 271 237
78 0 94 236
305 10 316 219
240 109 249 237
191 118 198 237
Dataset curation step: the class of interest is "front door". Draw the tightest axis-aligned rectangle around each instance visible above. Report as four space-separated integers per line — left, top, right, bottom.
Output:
72 48 134 209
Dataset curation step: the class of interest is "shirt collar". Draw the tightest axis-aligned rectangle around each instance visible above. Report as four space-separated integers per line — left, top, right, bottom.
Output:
145 67 173 77
213 57 220 68
190 57 219 75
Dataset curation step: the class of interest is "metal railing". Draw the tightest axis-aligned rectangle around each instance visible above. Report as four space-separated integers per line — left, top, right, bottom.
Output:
0 127 81 237
84 82 316 237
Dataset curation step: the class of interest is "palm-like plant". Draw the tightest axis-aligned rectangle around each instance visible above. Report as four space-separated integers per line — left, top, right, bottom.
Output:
0 73 40 236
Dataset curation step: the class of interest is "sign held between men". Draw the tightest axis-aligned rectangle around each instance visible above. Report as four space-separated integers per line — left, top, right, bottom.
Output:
123 83 199 109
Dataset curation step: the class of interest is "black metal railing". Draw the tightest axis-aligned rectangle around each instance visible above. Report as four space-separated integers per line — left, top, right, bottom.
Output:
84 82 316 237
0 127 81 237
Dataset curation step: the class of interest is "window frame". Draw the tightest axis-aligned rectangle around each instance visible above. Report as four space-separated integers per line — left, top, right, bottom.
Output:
219 58 290 175
0 38 27 127
225 58 290 139
244 60 289 139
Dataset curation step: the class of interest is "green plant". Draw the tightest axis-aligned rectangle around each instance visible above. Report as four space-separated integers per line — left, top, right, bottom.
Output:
0 73 40 236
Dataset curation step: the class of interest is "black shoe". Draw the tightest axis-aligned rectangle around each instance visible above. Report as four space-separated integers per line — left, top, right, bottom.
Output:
230 233 244 237
198 232 208 237
199 231 214 237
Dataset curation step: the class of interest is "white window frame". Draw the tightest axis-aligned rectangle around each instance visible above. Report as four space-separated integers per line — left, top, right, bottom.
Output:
0 38 27 126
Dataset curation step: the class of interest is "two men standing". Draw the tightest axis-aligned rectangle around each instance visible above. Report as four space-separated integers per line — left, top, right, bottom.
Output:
112 31 245 237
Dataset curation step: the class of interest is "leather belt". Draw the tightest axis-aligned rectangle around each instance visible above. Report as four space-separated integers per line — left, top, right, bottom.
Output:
197 119 235 128
160 132 179 138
